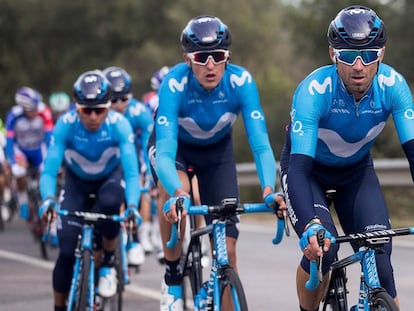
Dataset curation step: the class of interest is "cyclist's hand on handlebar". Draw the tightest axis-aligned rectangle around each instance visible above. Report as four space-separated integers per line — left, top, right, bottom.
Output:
38 197 58 223
163 193 190 224
125 204 141 229
299 221 332 261
264 191 287 218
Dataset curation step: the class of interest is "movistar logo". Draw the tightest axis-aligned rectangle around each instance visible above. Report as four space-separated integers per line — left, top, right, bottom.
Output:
308 77 332 95
129 104 147 116
378 69 402 90
168 77 188 93
230 71 252 88
64 147 120 174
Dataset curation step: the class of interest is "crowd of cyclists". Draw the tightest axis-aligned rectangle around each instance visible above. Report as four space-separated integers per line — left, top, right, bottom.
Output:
1 4 413 311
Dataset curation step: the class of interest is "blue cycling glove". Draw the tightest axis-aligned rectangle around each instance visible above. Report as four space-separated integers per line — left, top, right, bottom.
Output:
163 196 190 214
38 197 58 218
299 223 332 251
125 205 140 220
264 192 284 208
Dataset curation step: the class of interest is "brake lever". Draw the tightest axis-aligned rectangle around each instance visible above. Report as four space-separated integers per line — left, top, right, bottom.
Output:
283 210 290 236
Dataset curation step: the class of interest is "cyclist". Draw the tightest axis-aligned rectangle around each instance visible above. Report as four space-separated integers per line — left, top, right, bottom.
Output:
0 118 7 223
142 65 170 116
5 86 54 220
49 92 72 122
47 91 72 246
279 6 414 310
39 70 141 311
149 15 285 310
142 65 171 263
103 65 155 264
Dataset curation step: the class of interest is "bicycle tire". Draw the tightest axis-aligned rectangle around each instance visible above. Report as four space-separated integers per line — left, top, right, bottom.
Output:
182 215 204 310
0 203 4 232
216 267 248 311
322 268 348 311
370 290 399 311
73 250 92 311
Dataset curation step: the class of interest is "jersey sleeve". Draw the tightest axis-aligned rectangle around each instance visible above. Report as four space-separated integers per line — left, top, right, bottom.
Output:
238 71 276 191
117 118 141 207
154 76 184 196
40 117 67 200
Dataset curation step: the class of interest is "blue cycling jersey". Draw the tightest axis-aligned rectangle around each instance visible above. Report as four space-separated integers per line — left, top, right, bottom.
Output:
40 110 140 207
287 62 414 226
155 62 276 196
122 98 154 169
290 63 414 166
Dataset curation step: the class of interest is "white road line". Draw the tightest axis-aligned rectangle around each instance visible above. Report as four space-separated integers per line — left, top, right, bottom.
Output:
0 248 160 301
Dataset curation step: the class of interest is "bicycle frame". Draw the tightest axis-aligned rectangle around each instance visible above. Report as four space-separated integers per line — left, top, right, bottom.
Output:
167 198 286 310
57 209 127 311
307 227 414 310
67 223 96 310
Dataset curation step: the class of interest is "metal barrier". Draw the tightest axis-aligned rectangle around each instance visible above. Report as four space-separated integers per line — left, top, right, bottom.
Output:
236 158 411 187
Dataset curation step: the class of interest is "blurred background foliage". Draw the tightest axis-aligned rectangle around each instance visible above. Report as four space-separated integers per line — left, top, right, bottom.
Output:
1 0 413 211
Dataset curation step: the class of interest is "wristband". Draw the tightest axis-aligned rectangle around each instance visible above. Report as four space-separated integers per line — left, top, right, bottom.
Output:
304 217 322 231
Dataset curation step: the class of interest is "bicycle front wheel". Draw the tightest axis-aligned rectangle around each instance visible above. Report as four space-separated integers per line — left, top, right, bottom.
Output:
371 290 398 311
216 267 248 311
322 268 348 311
73 250 92 311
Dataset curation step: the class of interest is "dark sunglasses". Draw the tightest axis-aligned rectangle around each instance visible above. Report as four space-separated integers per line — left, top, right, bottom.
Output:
333 48 382 66
78 106 108 115
110 96 129 104
187 49 230 66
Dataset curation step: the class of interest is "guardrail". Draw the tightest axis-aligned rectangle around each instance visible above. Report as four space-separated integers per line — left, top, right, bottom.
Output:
236 158 411 187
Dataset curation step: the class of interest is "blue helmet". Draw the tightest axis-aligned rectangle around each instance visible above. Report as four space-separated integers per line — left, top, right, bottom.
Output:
327 5 387 49
15 86 43 111
180 15 232 52
102 66 132 97
151 66 170 91
73 70 112 106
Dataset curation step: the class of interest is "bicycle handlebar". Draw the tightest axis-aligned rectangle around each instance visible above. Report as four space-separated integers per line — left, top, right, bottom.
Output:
306 226 414 290
42 205 142 242
165 198 286 249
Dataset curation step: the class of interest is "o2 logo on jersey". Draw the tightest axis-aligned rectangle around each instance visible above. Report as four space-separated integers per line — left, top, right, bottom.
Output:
308 77 332 95
230 71 252 88
404 109 414 120
292 120 304 136
250 110 263 120
128 133 135 143
168 77 188 93
157 115 169 127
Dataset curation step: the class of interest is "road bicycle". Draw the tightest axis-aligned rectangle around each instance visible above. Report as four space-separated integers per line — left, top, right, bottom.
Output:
167 197 286 311
25 166 51 259
44 194 139 311
306 227 414 310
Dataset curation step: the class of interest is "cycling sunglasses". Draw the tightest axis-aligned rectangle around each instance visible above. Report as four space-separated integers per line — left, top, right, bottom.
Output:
110 96 129 104
333 49 382 66
77 104 109 116
187 49 230 66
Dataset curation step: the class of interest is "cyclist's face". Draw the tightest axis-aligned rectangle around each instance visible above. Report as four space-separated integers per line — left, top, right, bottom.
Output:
184 52 228 91
78 107 108 132
329 46 384 101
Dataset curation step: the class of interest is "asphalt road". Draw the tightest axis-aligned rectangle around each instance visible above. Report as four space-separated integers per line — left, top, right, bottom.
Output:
0 215 413 310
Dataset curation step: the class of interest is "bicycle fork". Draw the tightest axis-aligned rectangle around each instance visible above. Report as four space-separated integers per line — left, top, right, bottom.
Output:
67 225 96 310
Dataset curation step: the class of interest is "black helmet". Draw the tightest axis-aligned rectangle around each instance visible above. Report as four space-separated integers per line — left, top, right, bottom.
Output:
102 66 132 97
73 70 112 106
180 15 232 52
327 5 387 49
